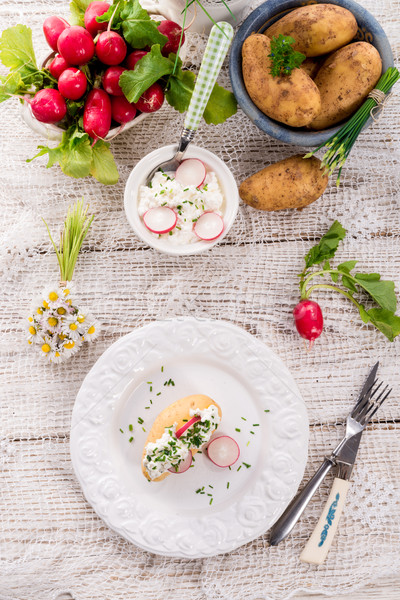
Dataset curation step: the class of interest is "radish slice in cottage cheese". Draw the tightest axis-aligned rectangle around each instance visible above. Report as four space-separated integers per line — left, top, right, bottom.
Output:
206 436 240 468
194 212 224 241
175 159 206 188
167 451 193 474
143 206 177 234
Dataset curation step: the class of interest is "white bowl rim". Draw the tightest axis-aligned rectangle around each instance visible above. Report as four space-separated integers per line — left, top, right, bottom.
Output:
124 144 239 256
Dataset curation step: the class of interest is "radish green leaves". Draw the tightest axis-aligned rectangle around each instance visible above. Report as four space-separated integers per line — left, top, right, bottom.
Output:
299 221 400 341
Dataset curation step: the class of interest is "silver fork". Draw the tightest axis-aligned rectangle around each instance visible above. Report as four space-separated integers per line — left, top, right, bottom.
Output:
270 363 392 557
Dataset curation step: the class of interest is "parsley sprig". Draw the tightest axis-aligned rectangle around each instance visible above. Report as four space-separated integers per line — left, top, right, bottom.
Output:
268 34 306 77
299 221 400 341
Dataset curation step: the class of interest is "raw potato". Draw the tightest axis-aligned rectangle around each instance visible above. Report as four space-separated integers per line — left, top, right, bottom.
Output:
242 34 321 127
309 42 382 130
239 155 329 211
300 57 323 79
142 394 222 482
265 4 358 57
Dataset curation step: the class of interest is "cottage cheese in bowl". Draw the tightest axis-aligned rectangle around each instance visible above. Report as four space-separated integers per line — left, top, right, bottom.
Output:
138 170 224 245
124 144 239 256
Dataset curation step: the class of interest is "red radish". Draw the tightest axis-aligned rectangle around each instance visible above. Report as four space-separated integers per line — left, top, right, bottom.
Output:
143 207 177 234
207 436 240 468
135 83 164 113
194 212 224 241
125 50 148 70
58 67 87 100
43 16 70 52
30 88 67 124
48 55 70 80
175 158 206 188
102 66 126 96
57 26 95 66
83 88 112 141
96 31 127 66
175 416 201 439
168 451 192 474
293 299 324 348
110 95 136 124
157 20 185 57
84 1 110 36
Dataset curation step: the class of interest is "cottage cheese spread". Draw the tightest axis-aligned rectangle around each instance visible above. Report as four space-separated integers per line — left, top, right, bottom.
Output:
138 170 224 245
143 404 221 480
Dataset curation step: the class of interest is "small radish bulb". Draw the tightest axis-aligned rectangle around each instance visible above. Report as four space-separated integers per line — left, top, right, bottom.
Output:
96 31 127 66
168 451 192 474
84 1 110 37
102 66 126 96
43 16 70 52
30 88 67 124
293 299 324 349
157 20 185 57
143 206 177 234
48 55 70 80
110 95 136 124
135 82 164 113
57 26 95 65
58 67 87 100
175 159 206 188
206 436 240 468
175 416 201 439
194 212 224 241
125 50 148 70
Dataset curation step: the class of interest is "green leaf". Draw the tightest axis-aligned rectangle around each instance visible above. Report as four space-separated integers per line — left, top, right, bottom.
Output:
304 221 346 269
0 71 24 102
90 141 119 185
203 82 238 125
366 308 400 342
358 304 370 324
121 0 167 49
0 25 38 83
354 275 397 312
269 34 306 77
60 135 93 179
96 1 123 29
337 260 357 273
27 145 64 169
323 260 330 271
120 44 173 103
70 0 92 26
331 271 339 283
354 272 381 281
166 69 195 113
342 274 357 293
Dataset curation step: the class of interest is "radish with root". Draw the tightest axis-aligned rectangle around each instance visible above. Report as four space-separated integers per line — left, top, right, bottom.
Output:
96 30 127 65
102 66 126 96
84 1 110 36
135 82 164 113
83 88 112 142
43 16 70 52
30 88 67 124
57 26 95 65
110 96 136 124
58 68 87 100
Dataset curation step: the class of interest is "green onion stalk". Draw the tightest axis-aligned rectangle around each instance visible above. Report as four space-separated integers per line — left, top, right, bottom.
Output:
305 67 400 186
43 199 94 284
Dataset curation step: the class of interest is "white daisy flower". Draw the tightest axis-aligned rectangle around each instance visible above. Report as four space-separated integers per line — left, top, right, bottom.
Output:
84 319 100 342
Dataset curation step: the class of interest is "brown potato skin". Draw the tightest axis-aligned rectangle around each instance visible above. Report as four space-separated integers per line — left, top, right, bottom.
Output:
309 42 382 130
239 155 329 211
142 394 222 482
266 4 358 57
300 57 323 79
242 34 321 127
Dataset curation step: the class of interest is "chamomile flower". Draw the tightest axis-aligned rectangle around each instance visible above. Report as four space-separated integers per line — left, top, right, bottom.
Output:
85 318 100 342
63 317 82 342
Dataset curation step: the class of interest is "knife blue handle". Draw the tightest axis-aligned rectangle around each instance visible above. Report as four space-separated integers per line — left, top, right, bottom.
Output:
269 457 335 546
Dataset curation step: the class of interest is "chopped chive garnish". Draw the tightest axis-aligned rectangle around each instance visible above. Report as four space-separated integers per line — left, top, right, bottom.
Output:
119 428 124 434
156 392 161 396
227 482 230 489
183 188 189 192
246 441 250 447
250 431 255 435
209 498 213 505
150 386 152 392
264 409 270 413
243 462 251 469
150 399 153 404
252 424 260 427
182 419 188 423
197 450 202 454
145 406 150 409
196 488 201 494
138 417 144 424
237 465 242 471
209 485 214 489
228 466 231 471
207 493 212 497
142 427 146 432
129 424 133 432
129 437 133 443
146 381 152 384
235 428 241 432
161 366 164 372
241 417 247 421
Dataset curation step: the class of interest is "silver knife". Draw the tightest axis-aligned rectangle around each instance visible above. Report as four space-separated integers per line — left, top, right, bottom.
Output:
270 362 380 553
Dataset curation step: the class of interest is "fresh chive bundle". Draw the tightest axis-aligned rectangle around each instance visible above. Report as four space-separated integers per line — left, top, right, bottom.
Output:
305 67 400 186
43 199 94 282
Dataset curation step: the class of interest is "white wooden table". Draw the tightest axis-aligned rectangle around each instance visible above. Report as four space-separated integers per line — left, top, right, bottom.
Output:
0 1 399 599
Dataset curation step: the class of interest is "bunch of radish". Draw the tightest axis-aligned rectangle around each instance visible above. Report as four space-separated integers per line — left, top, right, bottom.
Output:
30 2 184 142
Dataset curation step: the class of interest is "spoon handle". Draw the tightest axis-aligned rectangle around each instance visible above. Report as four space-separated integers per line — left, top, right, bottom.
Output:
184 22 234 132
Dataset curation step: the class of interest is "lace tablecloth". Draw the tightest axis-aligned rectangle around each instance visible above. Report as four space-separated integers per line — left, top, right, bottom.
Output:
1 1 399 599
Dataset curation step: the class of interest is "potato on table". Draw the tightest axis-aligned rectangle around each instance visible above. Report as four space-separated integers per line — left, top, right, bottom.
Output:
309 41 382 130
265 4 358 57
242 34 321 127
239 155 329 211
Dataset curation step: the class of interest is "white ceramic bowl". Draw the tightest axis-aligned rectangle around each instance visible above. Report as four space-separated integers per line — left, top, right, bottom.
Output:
124 144 239 256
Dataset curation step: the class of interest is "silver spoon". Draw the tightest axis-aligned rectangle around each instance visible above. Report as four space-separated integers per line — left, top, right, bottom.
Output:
145 21 234 186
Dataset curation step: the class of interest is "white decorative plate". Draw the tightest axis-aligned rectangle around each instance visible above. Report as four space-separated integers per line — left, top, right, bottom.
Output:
70 318 308 558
